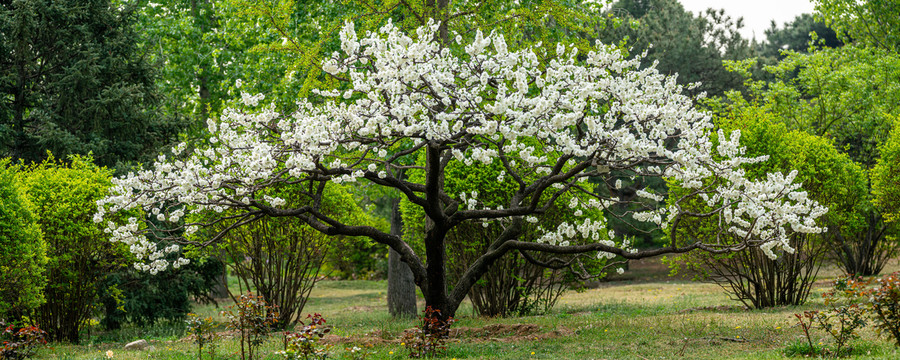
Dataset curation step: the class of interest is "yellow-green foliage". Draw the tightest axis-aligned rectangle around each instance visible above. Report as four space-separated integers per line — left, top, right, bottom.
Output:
719 109 868 231
0 159 46 317
17 154 129 341
873 115 900 224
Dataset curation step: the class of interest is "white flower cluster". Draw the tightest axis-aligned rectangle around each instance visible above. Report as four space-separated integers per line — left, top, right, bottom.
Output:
95 21 827 273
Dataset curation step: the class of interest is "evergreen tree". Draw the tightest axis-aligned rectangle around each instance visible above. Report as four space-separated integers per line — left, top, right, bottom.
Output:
601 0 753 97
0 0 185 170
759 13 842 60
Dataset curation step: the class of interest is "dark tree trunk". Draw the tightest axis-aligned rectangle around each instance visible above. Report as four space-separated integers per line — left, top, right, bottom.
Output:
210 253 230 299
387 200 417 318
12 51 27 161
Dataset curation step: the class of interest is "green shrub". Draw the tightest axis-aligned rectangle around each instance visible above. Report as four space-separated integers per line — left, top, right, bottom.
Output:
0 160 46 319
873 115 900 225
18 155 129 342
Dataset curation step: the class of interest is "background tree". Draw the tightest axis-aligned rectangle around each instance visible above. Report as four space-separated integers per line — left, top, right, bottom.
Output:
96 23 826 319
815 0 900 51
600 0 753 98
0 0 185 170
21 155 129 342
719 45 900 275
0 159 46 320
758 13 842 61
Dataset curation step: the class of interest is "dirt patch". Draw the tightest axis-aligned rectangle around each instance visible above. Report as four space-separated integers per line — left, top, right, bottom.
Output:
453 323 574 343
316 323 572 345
451 323 542 338
677 305 749 313
344 305 382 312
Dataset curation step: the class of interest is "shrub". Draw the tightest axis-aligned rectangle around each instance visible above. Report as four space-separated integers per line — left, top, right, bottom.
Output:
222 293 279 360
870 272 900 346
0 321 47 360
789 277 869 357
402 307 455 358
212 183 374 326
0 160 46 320
18 155 130 342
278 313 332 360
185 313 219 360
788 275 899 357
99 256 224 330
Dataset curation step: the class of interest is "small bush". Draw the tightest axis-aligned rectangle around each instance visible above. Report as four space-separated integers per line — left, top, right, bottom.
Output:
403 307 455 358
787 275 900 357
870 272 900 346
278 313 332 360
185 313 219 360
0 321 47 360
222 293 279 360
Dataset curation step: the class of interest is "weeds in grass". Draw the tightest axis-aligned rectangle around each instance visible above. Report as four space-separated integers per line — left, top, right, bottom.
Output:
345 343 376 359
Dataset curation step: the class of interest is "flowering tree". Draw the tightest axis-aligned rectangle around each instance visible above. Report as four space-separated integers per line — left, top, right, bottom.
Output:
96 21 827 317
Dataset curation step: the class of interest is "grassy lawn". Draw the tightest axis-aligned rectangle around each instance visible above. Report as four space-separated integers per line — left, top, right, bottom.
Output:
35 260 900 359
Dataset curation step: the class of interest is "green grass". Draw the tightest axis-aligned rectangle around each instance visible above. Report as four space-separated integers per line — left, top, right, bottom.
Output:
34 262 900 359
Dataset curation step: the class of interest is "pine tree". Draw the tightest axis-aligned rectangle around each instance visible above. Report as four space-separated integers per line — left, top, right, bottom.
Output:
0 0 185 170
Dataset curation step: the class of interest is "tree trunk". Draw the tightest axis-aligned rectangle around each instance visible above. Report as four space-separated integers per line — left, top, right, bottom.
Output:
387 199 417 318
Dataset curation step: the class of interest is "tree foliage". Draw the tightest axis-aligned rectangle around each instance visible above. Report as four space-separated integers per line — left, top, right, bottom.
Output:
0 0 185 170
758 13 842 61
874 116 900 225
741 46 900 168
815 0 900 51
0 160 46 319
